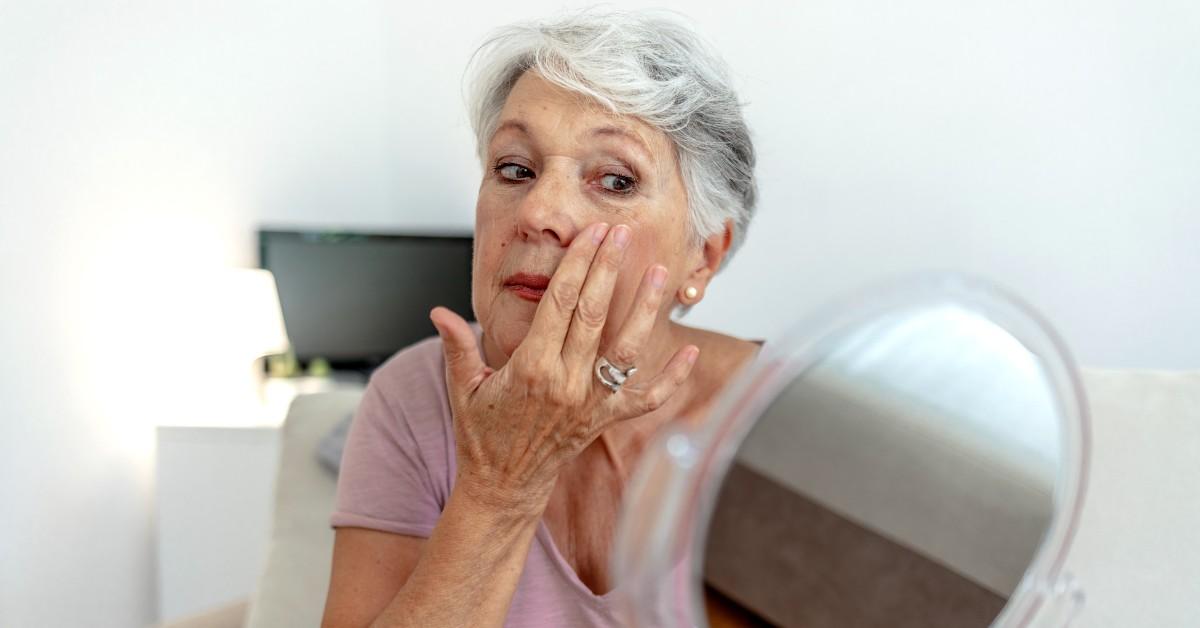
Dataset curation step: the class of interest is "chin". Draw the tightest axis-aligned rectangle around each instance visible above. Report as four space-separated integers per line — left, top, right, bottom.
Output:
483 314 533 359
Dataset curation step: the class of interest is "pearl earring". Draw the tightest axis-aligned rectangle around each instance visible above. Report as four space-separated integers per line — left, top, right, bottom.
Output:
684 286 698 300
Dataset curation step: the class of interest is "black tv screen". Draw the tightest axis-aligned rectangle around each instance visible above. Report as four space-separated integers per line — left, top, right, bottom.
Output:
259 229 474 372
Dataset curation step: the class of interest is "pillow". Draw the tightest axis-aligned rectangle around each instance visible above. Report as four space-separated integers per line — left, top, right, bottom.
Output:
315 413 353 474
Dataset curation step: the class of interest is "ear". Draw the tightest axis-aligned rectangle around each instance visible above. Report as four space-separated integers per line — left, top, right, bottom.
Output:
678 219 734 305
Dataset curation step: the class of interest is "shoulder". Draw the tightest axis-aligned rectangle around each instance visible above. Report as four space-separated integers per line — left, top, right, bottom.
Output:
686 326 763 377
675 325 763 418
369 334 449 400
354 322 485 457
367 322 484 413
335 325 483 520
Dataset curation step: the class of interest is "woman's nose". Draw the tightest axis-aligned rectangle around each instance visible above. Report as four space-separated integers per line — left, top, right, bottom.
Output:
515 164 584 247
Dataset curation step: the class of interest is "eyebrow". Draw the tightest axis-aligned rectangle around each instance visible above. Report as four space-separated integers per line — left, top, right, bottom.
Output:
493 119 529 138
589 125 653 164
492 119 653 164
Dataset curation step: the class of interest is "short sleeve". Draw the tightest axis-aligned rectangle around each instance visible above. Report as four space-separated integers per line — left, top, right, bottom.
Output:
330 373 445 538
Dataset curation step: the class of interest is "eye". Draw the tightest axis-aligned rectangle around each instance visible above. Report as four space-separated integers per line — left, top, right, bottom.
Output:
599 173 637 194
493 163 535 182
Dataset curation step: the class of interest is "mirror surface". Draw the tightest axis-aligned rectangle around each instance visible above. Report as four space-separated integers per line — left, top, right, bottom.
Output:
703 305 1059 627
612 278 1087 628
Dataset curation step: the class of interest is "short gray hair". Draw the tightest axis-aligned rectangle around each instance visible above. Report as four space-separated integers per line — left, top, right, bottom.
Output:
464 8 757 269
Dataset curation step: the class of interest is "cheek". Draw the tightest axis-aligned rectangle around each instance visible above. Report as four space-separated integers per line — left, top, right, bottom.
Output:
610 231 688 319
472 241 503 282
470 227 508 319
606 247 653 320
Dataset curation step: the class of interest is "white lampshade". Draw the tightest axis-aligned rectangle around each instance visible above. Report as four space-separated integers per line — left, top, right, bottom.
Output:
161 268 292 427
222 268 290 359
185 268 290 362
175 267 291 361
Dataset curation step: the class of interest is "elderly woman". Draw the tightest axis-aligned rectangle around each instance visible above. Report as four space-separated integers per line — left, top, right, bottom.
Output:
322 9 759 628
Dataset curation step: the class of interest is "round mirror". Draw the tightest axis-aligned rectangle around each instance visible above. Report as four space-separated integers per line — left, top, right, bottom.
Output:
612 274 1090 628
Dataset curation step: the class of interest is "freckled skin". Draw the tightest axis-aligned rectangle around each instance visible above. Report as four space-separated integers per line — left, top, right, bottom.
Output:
466 71 758 595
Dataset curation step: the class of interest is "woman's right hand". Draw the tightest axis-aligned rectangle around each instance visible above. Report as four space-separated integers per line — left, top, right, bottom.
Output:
429 222 700 515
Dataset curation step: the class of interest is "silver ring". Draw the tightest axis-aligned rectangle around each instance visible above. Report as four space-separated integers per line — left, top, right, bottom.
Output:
595 356 637 393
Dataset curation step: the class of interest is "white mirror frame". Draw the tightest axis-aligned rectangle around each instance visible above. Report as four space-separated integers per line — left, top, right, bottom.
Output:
612 273 1091 628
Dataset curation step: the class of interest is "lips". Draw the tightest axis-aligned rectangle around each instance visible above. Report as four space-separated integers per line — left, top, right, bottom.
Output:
503 272 552 302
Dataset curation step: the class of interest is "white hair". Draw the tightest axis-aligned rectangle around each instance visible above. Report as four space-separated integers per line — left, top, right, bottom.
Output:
464 8 757 270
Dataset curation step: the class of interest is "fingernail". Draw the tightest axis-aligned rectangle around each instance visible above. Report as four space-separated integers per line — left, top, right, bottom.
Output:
651 265 667 289
592 223 610 244
687 347 700 365
613 224 631 249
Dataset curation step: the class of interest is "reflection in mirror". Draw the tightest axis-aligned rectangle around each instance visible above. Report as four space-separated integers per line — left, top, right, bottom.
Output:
702 305 1060 627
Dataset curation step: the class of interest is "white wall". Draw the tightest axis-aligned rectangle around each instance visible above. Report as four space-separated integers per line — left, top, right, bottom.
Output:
1 0 1196 626
693 1 1200 371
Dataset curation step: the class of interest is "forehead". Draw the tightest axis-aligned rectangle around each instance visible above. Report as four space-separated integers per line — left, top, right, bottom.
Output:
493 72 673 163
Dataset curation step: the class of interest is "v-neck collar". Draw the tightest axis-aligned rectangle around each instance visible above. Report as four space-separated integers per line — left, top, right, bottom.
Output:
534 518 623 605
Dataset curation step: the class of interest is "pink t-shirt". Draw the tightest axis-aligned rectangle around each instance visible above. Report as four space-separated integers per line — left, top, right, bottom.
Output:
331 325 627 627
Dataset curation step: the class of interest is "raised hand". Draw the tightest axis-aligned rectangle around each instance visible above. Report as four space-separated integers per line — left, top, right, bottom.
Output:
429 222 700 513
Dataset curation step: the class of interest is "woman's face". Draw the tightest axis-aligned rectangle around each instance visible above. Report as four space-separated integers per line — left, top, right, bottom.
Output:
473 71 696 359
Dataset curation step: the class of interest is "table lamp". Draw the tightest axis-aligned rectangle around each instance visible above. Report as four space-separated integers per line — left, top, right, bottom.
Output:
169 268 291 427
225 268 290 397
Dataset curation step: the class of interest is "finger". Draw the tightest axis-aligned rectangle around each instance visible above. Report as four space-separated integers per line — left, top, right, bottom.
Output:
524 222 610 356
561 224 632 368
596 263 668 375
610 344 700 421
430 306 488 396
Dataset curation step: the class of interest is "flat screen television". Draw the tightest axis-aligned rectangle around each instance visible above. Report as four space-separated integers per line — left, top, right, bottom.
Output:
259 228 475 373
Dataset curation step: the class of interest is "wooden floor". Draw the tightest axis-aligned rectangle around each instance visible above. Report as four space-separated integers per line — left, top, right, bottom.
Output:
704 584 774 627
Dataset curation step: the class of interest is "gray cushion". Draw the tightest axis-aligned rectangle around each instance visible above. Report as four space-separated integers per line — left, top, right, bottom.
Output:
315 414 353 474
